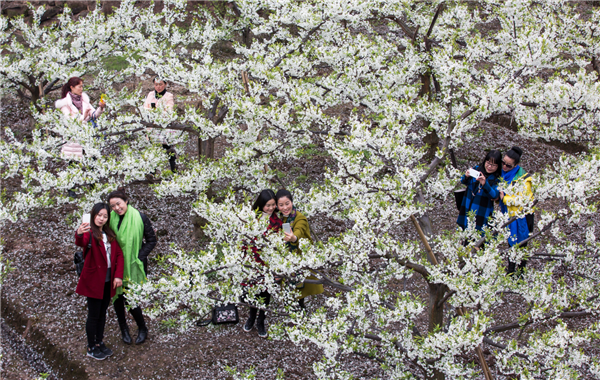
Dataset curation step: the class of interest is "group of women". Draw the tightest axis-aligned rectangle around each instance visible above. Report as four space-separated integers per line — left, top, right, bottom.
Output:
456 146 534 274
75 190 156 360
65 75 533 358
241 189 323 338
75 187 319 358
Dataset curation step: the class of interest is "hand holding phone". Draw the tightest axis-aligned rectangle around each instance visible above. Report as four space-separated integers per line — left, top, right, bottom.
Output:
77 222 90 235
282 223 291 234
467 168 482 179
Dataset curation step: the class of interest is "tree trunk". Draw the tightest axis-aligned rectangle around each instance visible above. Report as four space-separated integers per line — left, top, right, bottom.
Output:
191 136 216 240
192 97 226 240
429 283 447 380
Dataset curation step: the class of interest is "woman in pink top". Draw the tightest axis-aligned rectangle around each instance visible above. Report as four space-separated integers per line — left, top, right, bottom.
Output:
143 77 178 172
55 77 106 158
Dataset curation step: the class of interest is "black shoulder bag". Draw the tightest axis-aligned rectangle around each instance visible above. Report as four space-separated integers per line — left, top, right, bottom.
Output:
74 231 92 277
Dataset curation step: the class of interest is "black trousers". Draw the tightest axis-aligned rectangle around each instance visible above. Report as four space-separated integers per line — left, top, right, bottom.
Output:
247 290 271 322
114 293 147 331
162 144 176 172
507 242 528 275
86 281 111 349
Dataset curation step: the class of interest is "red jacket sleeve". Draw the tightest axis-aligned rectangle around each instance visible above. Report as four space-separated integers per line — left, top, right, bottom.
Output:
74 231 90 248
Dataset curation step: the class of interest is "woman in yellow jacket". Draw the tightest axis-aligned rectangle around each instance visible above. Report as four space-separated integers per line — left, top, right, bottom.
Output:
499 146 534 274
275 189 323 309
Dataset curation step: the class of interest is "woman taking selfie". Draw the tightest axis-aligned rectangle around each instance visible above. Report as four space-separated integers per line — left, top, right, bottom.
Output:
75 203 123 360
107 190 157 345
275 189 323 309
456 150 502 232
499 146 534 274
242 189 282 338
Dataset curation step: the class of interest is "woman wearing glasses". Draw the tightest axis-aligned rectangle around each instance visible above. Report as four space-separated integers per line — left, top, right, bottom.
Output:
457 150 502 232
499 146 534 274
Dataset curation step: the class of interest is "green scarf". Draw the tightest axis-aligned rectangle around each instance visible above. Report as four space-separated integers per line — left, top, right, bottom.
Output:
110 205 146 301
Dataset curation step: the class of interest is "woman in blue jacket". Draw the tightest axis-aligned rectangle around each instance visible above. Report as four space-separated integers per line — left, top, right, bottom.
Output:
457 150 502 232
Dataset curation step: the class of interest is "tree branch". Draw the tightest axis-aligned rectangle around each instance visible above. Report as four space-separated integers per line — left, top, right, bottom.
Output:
271 20 327 69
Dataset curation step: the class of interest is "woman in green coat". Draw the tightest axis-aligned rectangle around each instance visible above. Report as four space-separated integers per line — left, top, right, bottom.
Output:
275 189 323 308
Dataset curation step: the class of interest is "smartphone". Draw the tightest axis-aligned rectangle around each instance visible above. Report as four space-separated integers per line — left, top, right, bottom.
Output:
82 213 91 225
282 223 291 234
468 168 481 179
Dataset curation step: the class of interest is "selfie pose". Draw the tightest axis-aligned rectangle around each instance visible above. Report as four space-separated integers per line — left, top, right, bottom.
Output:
275 189 323 309
499 146 534 274
456 150 502 232
107 190 157 345
143 76 178 172
242 189 282 338
75 203 123 360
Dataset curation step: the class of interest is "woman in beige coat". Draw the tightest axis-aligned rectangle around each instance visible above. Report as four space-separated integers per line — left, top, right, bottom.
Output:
143 77 178 172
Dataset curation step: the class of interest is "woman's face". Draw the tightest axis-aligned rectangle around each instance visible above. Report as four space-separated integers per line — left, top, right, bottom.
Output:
484 159 499 174
94 208 109 228
263 199 276 215
277 196 293 216
70 81 83 96
154 80 167 93
502 156 516 171
109 198 128 216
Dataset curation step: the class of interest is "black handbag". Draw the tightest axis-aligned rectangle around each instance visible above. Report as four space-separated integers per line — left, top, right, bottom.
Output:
74 231 92 277
196 303 240 327
212 303 239 324
454 188 466 211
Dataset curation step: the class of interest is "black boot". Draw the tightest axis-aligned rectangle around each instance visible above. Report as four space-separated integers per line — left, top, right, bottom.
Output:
298 298 306 309
120 325 132 345
135 328 148 344
257 310 267 338
243 307 257 332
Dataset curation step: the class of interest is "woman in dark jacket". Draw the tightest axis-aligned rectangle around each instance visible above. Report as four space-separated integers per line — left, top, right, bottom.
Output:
75 203 124 360
107 190 157 345
456 150 502 232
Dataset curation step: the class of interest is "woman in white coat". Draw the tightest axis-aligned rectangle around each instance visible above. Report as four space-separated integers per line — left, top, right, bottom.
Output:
56 77 105 197
143 77 178 172
55 76 105 158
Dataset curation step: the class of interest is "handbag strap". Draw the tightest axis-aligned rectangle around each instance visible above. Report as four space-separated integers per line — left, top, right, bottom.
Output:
83 231 93 259
195 309 214 327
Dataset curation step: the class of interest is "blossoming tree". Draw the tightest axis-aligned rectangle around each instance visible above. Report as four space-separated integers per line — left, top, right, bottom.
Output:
1 0 600 379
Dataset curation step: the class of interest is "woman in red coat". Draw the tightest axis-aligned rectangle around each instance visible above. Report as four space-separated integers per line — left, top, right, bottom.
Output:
75 203 124 360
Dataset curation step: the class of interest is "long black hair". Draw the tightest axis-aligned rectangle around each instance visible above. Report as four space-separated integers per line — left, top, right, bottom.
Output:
252 189 276 215
478 150 502 178
89 203 117 243
504 146 523 166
